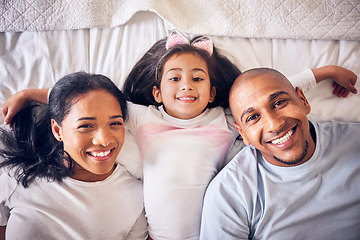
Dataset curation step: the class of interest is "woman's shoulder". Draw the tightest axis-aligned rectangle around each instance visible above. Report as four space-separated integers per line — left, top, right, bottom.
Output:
0 168 19 199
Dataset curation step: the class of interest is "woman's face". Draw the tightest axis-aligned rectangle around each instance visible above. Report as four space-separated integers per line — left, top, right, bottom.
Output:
52 89 125 182
153 52 216 119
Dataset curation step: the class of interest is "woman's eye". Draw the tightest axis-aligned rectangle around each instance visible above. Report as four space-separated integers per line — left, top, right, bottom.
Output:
78 124 93 129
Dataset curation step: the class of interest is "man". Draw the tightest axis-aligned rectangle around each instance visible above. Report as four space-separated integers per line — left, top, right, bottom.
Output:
200 68 360 239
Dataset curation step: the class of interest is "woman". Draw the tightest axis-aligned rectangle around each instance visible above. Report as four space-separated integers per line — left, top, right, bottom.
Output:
0 72 147 239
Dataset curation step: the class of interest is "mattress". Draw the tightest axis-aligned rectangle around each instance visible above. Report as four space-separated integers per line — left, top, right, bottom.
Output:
0 5 359 178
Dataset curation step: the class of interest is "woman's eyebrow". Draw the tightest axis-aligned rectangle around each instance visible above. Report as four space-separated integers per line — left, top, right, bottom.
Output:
76 117 95 122
76 115 123 122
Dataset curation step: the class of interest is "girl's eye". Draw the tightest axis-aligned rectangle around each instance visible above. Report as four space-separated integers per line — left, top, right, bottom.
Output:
193 77 203 82
169 77 180 82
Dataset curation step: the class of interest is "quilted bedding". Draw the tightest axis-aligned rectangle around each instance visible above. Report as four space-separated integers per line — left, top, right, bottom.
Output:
1 0 359 40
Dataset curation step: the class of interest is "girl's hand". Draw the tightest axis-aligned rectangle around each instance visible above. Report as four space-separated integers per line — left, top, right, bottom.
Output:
1 90 28 125
313 65 358 98
1 89 49 125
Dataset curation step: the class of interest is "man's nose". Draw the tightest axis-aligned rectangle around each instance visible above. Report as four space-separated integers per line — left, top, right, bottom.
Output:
263 110 285 132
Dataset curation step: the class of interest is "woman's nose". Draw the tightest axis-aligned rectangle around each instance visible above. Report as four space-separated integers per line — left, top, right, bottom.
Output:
92 128 113 146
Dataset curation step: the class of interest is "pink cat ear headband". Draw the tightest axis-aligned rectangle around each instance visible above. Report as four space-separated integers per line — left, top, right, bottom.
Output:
166 29 213 56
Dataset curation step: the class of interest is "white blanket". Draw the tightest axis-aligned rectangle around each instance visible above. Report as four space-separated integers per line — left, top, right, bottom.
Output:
0 10 359 179
1 0 359 40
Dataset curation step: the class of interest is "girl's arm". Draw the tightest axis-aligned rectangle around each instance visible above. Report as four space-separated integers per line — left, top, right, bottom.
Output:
1 88 49 125
312 65 358 97
290 65 357 98
0 225 5 240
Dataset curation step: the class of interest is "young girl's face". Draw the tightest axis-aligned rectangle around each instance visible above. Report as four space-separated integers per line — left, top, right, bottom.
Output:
153 52 216 119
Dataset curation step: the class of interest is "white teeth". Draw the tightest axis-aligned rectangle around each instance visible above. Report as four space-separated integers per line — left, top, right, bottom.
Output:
90 150 111 157
271 129 294 145
178 97 195 100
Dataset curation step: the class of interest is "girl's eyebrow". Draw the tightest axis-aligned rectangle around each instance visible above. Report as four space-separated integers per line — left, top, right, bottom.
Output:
76 115 123 122
193 68 208 75
167 67 208 75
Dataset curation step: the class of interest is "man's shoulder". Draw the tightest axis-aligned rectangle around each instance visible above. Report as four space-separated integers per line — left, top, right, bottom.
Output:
314 120 360 141
314 120 360 129
213 145 260 185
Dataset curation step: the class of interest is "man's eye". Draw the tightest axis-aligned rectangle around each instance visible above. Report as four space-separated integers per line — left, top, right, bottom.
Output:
274 99 287 108
246 114 259 123
110 122 123 127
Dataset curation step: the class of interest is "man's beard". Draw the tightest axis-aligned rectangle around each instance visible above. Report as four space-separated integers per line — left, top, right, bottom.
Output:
273 141 309 166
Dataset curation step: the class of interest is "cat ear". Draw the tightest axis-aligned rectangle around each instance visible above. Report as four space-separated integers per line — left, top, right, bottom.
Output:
191 36 213 56
166 29 189 50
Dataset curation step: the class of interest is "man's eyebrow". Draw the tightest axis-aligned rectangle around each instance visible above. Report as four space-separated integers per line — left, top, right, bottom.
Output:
240 107 254 123
269 91 290 101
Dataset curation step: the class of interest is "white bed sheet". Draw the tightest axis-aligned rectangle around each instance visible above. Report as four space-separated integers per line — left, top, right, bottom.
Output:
0 11 359 178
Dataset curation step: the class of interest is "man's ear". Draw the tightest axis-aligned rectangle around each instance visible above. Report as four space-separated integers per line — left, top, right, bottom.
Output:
233 121 250 146
152 86 162 103
295 87 311 114
209 86 216 103
51 119 63 142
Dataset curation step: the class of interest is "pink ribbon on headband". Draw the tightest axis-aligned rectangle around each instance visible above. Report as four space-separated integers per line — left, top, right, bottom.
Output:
166 29 214 56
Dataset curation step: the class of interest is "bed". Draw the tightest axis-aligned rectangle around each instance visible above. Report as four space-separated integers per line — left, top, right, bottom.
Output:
1 0 359 178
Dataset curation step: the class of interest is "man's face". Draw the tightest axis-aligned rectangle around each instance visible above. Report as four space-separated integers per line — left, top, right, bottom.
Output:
231 72 315 167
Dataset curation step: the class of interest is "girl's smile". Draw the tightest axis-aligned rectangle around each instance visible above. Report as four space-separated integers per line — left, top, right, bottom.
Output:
152 53 216 120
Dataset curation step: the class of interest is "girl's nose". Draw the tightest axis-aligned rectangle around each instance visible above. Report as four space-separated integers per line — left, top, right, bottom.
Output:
180 77 194 90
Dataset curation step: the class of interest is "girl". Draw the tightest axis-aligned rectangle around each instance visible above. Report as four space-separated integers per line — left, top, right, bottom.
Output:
0 72 147 239
0 30 357 240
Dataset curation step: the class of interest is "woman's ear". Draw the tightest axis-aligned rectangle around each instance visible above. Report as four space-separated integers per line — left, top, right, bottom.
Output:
209 86 216 103
51 119 63 142
295 87 311 114
152 86 162 103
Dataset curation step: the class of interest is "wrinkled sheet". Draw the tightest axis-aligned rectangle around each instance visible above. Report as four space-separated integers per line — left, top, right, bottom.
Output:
1 11 359 178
